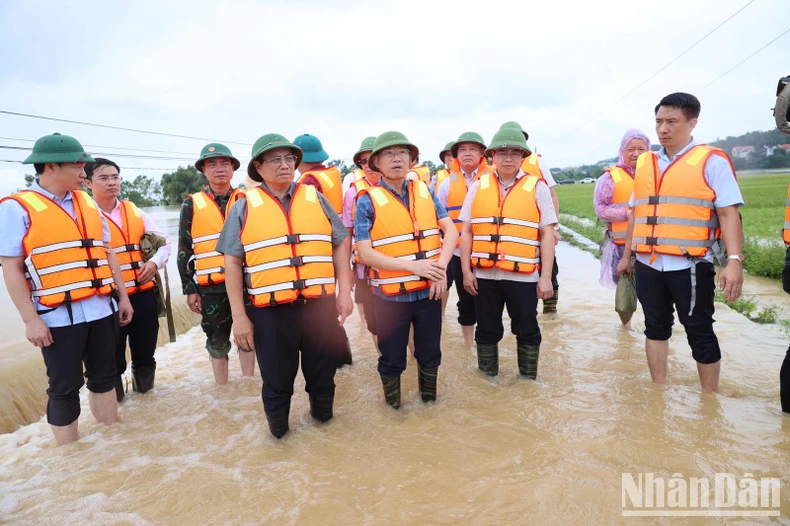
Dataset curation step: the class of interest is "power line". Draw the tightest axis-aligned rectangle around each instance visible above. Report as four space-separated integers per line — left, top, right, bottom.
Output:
559 0 756 141
700 27 790 90
0 145 195 162
0 136 199 156
0 110 252 146
0 160 181 171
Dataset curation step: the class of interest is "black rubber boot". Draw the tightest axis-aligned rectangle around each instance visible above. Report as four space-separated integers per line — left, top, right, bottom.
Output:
417 364 438 403
476 343 499 376
543 289 559 314
265 406 290 439
517 344 540 380
337 337 353 369
114 376 125 403
131 364 156 393
380 375 401 409
309 395 334 423
781 345 790 413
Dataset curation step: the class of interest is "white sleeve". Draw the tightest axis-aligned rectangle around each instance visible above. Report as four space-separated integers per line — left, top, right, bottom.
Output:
538 156 556 187
437 177 451 208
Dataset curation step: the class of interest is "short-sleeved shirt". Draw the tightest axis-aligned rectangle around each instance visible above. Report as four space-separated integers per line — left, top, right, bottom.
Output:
342 178 380 279
354 178 449 302
459 170 558 283
216 180 348 259
627 138 744 271
437 168 479 258
0 180 116 327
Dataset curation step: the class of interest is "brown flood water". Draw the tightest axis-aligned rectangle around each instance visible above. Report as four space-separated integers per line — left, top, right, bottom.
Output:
0 242 789 524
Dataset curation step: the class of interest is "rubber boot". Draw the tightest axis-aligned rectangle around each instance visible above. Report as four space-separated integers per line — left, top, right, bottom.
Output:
380 375 401 409
265 406 290 439
114 376 125 403
417 364 438 403
781 345 790 413
309 395 334 423
543 289 558 314
336 337 353 369
517 344 541 380
476 343 499 376
131 363 156 393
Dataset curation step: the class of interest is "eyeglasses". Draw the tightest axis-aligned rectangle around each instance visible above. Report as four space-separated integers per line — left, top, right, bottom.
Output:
94 175 121 182
493 151 523 160
358 159 369 166
263 155 298 166
380 148 411 159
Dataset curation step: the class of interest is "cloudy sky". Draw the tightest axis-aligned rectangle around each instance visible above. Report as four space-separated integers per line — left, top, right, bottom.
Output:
0 0 787 197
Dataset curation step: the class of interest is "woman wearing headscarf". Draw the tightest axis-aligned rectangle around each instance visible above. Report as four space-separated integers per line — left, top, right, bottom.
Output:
593 129 650 324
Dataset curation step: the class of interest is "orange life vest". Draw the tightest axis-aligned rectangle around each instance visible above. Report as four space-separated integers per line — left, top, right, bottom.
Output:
2 190 115 307
784 184 790 246
301 165 343 214
632 145 733 258
607 166 635 245
105 200 156 295
411 165 431 184
362 180 442 296
520 153 545 180
471 173 543 274
435 169 450 189
350 177 376 265
446 158 495 246
190 189 244 287
241 184 335 307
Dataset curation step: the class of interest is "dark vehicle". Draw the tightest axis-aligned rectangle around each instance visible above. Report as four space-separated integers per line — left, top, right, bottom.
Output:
558 179 575 185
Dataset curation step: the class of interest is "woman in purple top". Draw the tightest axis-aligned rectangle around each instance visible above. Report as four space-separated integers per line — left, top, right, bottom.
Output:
593 129 650 290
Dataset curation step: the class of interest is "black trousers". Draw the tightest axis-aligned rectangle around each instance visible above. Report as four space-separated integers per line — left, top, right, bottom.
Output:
251 296 338 413
474 278 541 346
635 261 721 364
449 255 476 326
551 257 559 290
781 344 790 413
116 288 159 375
373 296 442 376
41 314 118 426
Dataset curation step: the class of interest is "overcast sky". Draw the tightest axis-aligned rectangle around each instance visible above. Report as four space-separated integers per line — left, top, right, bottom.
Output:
1 0 787 197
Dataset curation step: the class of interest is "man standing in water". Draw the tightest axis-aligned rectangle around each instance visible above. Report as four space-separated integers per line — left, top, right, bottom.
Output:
618 92 744 392
178 144 253 384
85 158 172 400
218 133 352 438
436 132 495 348
356 131 457 409
459 128 556 378
0 133 133 445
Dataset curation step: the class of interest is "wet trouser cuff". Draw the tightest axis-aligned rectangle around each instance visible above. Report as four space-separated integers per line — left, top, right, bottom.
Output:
517 344 540 379
476 343 499 376
115 376 125 403
417 364 438 402
380 375 401 409
266 406 290 439
131 363 156 393
309 395 334 423
207 341 232 359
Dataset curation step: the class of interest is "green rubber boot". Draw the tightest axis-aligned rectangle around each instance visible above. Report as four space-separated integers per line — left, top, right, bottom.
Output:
517 344 540 379
417 364 438 403
380 375 401 409
476 343 499 376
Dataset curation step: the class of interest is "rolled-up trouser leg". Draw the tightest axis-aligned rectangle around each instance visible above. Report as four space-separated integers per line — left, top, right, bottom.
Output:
199 291 233 359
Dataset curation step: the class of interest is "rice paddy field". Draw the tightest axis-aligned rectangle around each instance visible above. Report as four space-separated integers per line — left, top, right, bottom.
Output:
555 172 790 280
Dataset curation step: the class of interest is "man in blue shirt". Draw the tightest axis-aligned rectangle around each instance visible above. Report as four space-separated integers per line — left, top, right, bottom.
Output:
355 131 457 409
0 133 133 445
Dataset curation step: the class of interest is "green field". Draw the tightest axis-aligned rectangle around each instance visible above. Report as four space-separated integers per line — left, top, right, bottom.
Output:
555 173 790 280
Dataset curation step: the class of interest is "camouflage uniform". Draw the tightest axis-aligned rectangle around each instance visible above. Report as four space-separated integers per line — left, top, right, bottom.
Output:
178 188 251 359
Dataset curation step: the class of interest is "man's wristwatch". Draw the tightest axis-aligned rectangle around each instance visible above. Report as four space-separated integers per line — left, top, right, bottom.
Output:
728 254 744 263
553 225 561 231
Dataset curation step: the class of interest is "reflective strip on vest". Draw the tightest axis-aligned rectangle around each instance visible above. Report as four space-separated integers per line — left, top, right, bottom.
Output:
632 237 716 248
634 217 719 228
470 216 540 229
194 251 222 260
471 252 541 265
247 277 335 296
112 244 141 254
196 266 223 276
633 196 715 209
785 220 790 229
472 235 540 247
369 274 423 287
394 248 442 260
244 255 334 274
192 233 221 244
370 229 440 248
242 233 332 252
29 239 104 256
30 277 115 297
35 259 109 276
118 262 142 271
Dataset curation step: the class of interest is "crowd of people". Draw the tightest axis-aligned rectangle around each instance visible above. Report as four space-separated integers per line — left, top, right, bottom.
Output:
1 91 788 445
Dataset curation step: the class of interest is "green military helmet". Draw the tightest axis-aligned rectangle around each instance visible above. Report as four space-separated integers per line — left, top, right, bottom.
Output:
368 131 419 173
499 121 529 142
353 136 377 167
450 131 486 157
247 133 303 182
195 143 240 173
23 133 94 164
485 127 531 159
438 141 454 164
293 133 329 163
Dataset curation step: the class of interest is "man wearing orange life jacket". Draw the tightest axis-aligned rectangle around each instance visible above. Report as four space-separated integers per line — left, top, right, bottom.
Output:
458 128 556 378
178 143 253 385
217 133 352 438
618 93 744 393
294 133 353 368
498 121 562 314
431 141 454 192
436 131 494 347
0 133 133 446
342 137 381 347
781 184 790 412
356 131 457 409
85 158 172 401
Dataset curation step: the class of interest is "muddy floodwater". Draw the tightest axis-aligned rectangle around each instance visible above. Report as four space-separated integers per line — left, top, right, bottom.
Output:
1 242 789 524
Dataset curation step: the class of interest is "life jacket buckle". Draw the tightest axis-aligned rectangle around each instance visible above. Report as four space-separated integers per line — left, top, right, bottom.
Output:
90 278 103 288
414 251 426 260
645 236 658 246
646 216 659 226
493 216 503 225
487 253 500 262
80 238 94 248
86 258 100 268
131 261 142 270
286 234 301 244
293 279 306 290
414 230 425 240
290 256 304 267
490 234 500 243
124 243 137 252
648 196 660 205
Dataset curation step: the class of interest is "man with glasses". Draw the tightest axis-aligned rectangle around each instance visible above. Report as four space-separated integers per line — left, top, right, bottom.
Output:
355 131 457 409
178 143 252 385
436 132 495 348
218 134 352 438
85 158 171 400
459 128 557 379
